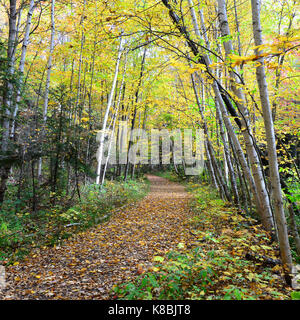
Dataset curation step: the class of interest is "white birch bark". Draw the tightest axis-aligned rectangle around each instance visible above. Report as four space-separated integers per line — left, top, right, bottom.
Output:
205 141 218 189
10 0 36 137
198 5 210 49
73 0 86 126
251 0 292 270
38 0 56 179
190 71 230 201
2 0 17 153
188 0 255 208
101 54 128 187
217 0 274 230
185 0 270 226
42 0 55 124
96 35 124 185
0 0 17 204
216 100 240 207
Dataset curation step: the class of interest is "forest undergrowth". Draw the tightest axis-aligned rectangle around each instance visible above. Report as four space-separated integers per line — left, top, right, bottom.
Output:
0 178 149 265
115 173 299 300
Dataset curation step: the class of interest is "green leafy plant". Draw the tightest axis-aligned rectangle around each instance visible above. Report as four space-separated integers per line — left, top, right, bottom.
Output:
291 291 300 300
114 247 215 300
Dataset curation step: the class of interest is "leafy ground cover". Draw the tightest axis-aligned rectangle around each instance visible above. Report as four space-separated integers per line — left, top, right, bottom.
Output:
0 175 193 299
0 175 298 300
0 178 149 264
115 176 297 300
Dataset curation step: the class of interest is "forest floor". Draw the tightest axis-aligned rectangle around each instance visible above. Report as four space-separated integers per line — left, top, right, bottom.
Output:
0 175 294 300
0 175 197 299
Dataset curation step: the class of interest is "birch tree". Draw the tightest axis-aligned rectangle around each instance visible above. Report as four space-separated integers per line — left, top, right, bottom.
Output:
101 53 128 186
251 0 292 272
38 0 56 180
11 0 36 138
0 0 17 204
96 35 124 185
216 0 274 230
184 0 256 211
175 0 273 230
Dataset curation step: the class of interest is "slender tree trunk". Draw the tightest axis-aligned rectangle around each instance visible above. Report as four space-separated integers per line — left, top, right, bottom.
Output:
85 36 97 184
187 0 269 227
215 99 240 207
124 47 147 181
73 0 86 126
233 0 242 57
10 0 35 137
272 8 295 121
190 72 230 201
0 0 17 205
73 2 87 198
183 0 265 221
52 102 64 193
217 0 274 230
2 0 17 149
101 53 128 186
288 205 300 256
38 0 56 180
205 141 218 188
31 160 37 213
251 0 292 273
96 34 124 184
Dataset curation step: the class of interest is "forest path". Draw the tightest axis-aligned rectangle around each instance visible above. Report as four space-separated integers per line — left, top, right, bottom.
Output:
1 175 196 299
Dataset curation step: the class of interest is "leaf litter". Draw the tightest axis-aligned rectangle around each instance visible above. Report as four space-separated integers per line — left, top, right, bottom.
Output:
0 176 293 300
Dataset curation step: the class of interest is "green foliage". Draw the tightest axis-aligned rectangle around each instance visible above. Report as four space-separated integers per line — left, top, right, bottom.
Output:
154 170 186 182
0 178 149 264
222 286 253 300
114 247 215 300
114 245 260 300
59 179 149 227
291 291 300 300
285 182 300 204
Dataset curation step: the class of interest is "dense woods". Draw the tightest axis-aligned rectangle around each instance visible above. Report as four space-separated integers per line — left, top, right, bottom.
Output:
0 0 299 300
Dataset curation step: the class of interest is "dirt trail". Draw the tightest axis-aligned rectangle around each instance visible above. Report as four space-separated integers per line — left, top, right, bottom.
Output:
1 175 195 300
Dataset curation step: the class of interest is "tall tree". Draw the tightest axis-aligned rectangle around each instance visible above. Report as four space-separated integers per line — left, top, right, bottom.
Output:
38 0 56 180
0 0 17 204
96 34 124 185
251 0 292 273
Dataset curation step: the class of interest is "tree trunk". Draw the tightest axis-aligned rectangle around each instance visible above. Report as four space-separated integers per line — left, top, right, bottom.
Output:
0 0 17 205
124 47 147 181
217 0 274 231
101 53 128 186
251 0 292 272
38 0 56 180
96 34 124 184
11 0 36 138
288 205 300 257
190 72 230 201
215 100 240 208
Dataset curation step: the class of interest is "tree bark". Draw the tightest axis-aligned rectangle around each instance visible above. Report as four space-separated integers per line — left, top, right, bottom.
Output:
251 0 292 272
96 34 124 184
38 0 56 180
124 47 147 181
101 53 128 186
10 0 36 138
217 0 274 230
0 0 17 205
